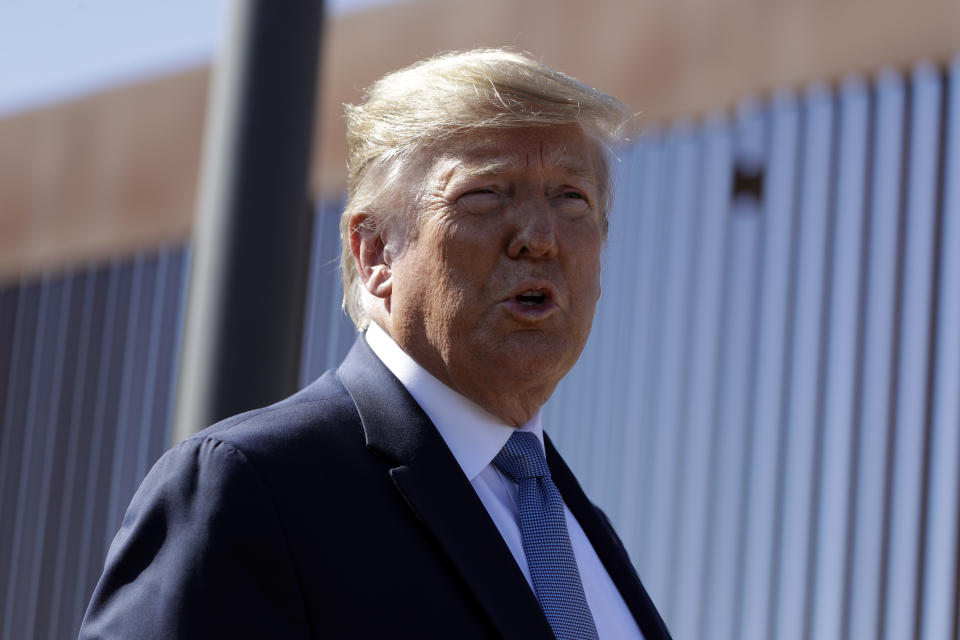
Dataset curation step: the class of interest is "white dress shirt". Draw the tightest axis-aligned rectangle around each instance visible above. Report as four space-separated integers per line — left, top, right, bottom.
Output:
365 323 643 639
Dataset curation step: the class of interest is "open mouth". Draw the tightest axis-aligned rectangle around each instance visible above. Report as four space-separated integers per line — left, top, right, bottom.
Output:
515 290 548 306
503 283 557 320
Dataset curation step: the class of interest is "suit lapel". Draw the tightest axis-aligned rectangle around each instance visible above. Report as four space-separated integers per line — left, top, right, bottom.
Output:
338 337 553 640
546 436 672 640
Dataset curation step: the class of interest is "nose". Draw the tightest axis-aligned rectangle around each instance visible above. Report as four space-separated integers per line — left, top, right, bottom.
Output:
506 194 559 260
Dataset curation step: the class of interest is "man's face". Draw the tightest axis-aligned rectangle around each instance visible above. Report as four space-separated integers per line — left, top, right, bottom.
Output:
382 124 604 424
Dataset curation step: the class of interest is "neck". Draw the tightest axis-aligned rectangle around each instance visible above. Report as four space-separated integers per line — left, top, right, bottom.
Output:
368 318 554 427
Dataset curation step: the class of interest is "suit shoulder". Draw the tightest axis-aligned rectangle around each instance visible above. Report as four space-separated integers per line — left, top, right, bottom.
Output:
183 369 362 458
81 426 312 638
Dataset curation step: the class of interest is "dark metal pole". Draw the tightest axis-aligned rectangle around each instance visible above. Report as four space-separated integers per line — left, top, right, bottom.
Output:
173 0 324 443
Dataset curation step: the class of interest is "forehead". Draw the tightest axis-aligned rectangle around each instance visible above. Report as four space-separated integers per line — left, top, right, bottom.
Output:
436 124 602 180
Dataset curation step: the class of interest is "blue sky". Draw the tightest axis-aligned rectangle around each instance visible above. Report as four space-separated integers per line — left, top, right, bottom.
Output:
0 0 400 118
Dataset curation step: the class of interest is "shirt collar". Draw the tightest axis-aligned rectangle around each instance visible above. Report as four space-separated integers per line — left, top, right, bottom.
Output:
364 321 544 481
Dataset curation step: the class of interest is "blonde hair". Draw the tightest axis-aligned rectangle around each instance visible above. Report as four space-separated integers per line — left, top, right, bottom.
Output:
340 48 633 329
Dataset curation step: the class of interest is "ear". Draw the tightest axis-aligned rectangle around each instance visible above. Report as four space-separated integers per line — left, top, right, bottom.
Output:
349 212 392 300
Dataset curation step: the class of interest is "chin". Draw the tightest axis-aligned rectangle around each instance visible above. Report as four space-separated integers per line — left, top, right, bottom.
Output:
464 322 587 383
494 344 575 384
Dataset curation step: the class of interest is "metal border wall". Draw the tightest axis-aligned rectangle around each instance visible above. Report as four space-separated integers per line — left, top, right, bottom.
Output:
0 248 189 639
1 59 958 639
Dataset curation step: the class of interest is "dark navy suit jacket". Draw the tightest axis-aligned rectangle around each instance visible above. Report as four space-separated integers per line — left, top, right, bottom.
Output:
80 337 670 639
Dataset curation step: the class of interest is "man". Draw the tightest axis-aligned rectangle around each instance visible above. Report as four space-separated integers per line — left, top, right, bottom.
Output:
81 48 671 639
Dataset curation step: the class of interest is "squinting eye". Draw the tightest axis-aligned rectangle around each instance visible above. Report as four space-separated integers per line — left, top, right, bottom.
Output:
459 190 503 213
460 187 501 197
554 190 590 205
461 189 500 201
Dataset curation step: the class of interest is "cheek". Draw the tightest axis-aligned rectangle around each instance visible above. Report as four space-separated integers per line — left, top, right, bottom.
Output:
444 234 503 289
573 241 604 292
571 261 603 324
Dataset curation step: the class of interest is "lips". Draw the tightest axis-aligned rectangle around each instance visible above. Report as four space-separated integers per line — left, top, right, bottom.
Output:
515 290 548 306
504 281 558 304
501 282 559 321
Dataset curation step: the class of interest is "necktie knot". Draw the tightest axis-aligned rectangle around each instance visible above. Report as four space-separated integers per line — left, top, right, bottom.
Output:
493 431 550 482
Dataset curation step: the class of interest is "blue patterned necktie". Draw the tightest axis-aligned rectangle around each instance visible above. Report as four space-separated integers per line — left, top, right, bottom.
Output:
493 431 599 640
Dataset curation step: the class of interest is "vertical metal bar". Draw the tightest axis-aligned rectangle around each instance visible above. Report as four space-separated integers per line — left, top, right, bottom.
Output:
136 250 169 481
670 117 731 640
22 275 73 640
661 127 704 625
728 99 771 640
700 187 762 640
59 267 111 637
2 276 64 639
846 68 906 640
105 255 146 540
173 0 323 442
0 283 39 582
739 89 800 640
635 131 676 572
603 141 646 527
91 261 134 560
33 272 84 640
643 123 699 615
809 76 871 640
0 286 19 451
147 247 183 469
634 132 671 559
0 280 40 636
615 132 665 561
773 83 835 640
47 270 97 639
71 261 127 624
122 255 156 506
883 62 942 640
918 55 960 640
